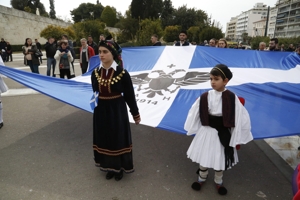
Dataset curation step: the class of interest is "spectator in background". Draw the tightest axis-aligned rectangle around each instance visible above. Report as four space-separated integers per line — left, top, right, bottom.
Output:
44 37 57 77
258 42 266 51
6 42 12 62
35 39 43 63
0 38 7 62
61 34 76 77
79 38 95 74
23 38 40 74
87 35 98 55
286 44 295 52
238 42 244 49
174 31 191 46
209 39 217 47
54 40 73 79
269 38 280 51
280 44 285 51
98 34 105 46
296 45 300 55
203 40 208 46
217 38 228 48
151 34 161 46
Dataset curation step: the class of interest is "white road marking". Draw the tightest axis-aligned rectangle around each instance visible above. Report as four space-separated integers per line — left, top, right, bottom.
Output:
2 88 39 97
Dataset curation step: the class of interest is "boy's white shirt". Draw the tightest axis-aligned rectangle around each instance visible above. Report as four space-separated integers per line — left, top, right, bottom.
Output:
184 89 253 147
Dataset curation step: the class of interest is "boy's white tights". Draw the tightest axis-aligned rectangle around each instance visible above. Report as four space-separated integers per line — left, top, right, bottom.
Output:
198 165 223 185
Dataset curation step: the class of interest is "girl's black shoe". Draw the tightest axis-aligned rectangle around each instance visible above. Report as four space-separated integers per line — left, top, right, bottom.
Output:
114 171 123 181
0 122 3 129
106 171 115 180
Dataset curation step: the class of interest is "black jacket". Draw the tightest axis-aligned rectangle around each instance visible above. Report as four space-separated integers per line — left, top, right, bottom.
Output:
45 42 57 58
88 41 98 55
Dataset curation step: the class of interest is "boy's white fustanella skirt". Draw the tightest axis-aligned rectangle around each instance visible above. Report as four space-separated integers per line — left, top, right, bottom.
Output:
187 125 238 171
184 96 253 171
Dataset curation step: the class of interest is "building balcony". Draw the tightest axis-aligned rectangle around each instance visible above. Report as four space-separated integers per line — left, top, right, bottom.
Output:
276 22 288 26
288 20 300 25
275 29 287 33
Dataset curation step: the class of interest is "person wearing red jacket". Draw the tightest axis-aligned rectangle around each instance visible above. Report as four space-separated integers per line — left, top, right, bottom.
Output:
80 38 95 74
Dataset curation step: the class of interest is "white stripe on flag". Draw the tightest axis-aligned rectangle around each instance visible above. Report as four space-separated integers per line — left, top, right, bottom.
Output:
130 46 196 126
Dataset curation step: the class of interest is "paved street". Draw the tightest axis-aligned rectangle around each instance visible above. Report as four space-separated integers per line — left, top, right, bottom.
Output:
0 53 294 200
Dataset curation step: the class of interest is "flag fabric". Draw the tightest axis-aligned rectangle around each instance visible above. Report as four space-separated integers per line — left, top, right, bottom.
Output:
90 91 99 110
0 46 300 139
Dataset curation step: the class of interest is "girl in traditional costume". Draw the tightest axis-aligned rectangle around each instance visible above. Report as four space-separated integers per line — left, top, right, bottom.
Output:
91 39 140 181
184 64 253 195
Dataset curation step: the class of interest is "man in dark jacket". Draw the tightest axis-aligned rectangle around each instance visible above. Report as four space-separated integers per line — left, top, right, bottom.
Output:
174 31 191 46
151 34 161 46
35 39 43 63
44 37 57 77
0 38 7 62
87 36 98 55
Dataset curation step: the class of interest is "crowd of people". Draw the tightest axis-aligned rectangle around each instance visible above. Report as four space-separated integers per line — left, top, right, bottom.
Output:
150 30 300 55
1 34 107 78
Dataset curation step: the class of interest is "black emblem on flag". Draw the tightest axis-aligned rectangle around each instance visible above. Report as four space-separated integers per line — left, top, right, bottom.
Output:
131 69 210 98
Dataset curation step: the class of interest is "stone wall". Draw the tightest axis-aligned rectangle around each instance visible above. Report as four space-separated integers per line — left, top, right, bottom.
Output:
0 5 72 45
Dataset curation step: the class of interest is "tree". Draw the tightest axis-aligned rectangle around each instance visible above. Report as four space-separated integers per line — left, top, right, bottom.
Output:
40 25 75 41
187 26 200 43
70 3 104 23
115 15 139 42
10 0 48 16
163 25 180 43
137 19 163 46
130 0 163 20
171 5 208 31
199 26 223 42
49 0 56 19
161 0 174 28
100 6 117 27
72 20 110 43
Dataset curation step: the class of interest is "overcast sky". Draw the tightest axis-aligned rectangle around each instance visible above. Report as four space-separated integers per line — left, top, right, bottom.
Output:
0 0 277 32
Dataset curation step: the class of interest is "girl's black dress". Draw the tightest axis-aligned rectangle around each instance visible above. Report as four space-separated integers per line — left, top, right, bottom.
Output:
91 65 139 173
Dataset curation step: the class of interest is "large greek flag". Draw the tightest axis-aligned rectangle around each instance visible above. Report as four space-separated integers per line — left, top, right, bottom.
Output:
0 46 299 139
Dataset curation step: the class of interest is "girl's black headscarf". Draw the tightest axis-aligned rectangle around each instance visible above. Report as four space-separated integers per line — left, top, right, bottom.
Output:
99 38 123 68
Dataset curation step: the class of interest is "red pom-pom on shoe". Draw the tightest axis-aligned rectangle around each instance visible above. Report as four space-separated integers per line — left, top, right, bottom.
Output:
216 184 227 195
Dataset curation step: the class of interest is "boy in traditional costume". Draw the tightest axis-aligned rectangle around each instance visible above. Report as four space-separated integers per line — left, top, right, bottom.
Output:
184 64 253 195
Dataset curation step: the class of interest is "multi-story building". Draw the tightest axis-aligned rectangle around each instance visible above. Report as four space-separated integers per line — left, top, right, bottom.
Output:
252 18 267 37
235 3 268 41
274 0 300 38
267 6 278 38
225 17 237 40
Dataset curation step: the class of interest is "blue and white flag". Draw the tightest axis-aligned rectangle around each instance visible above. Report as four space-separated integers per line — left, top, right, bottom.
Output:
90 91 99 110
0 46 300 139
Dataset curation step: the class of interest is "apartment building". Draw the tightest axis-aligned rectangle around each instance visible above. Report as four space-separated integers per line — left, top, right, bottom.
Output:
274 0 300 37
252 18 267 37
225 17 237 40
225 3 268 41
267 6 278 38
235 3 268 40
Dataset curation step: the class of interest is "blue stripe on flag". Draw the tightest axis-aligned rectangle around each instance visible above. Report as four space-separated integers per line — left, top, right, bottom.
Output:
189 46 299 69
